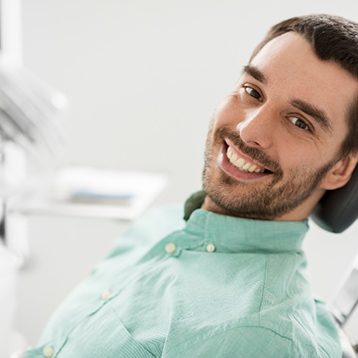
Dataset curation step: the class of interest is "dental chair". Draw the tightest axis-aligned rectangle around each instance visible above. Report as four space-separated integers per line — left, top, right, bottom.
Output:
331 267 358 358
312 166 358 358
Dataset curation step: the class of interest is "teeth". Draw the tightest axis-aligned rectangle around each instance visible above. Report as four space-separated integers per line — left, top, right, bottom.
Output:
226 146 265 173
237 158 245 167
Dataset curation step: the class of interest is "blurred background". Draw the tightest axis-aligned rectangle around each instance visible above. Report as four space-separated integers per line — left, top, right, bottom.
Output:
1 0 358 354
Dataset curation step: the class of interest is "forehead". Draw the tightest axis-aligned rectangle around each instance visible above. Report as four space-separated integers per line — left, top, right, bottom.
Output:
249 32 358 132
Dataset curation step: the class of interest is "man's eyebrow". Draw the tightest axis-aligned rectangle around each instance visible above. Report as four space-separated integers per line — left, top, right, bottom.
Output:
291 99 333 132
242 65 333 133
242 65 267 84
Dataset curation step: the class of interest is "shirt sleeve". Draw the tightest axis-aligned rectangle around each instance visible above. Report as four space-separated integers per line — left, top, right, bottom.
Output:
164 326 294 358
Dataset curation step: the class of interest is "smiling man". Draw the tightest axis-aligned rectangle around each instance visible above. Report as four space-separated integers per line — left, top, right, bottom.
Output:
24 14 358 358
203 28 357 223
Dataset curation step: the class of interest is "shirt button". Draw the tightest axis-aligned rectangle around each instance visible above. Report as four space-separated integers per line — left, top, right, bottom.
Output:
42 345 54 358
165 242 176 254
206 243 216 253
101 290 112 300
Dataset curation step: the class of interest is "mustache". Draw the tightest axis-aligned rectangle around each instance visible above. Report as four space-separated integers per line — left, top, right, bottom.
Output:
215 127 282 174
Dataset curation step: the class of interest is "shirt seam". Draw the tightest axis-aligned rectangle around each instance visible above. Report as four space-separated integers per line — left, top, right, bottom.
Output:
289 312 338 358
285 253 299 298
165 324 294 355
258 255 269 314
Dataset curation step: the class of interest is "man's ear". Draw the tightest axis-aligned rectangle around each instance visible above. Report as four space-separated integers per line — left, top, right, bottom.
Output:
320 154 358 190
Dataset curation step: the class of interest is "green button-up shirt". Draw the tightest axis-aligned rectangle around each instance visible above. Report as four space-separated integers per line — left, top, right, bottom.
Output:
24 206 341 357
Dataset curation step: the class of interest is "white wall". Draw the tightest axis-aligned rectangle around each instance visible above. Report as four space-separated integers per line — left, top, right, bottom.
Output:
21 0 358 319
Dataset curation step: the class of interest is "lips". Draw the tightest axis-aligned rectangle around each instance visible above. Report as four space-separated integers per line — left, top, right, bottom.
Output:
226 145 266 173
218 139 273 181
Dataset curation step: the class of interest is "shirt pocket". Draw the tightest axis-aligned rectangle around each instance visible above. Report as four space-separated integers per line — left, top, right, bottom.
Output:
56 306 156 358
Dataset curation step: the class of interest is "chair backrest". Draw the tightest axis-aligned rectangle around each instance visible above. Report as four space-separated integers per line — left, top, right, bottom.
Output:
338 327 357 358
332 266 358 327
330 264 358 357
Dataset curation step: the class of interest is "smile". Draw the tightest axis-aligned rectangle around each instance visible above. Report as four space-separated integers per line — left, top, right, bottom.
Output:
218 138 273 181
226 146 265 173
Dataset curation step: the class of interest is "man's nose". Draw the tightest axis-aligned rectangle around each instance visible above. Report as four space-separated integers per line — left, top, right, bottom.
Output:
236 106 276 150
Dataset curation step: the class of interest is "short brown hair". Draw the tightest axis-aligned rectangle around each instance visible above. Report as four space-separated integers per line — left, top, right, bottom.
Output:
250 14 358 156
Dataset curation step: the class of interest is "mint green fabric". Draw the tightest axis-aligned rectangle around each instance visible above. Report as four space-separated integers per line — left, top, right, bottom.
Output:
24 206 341 357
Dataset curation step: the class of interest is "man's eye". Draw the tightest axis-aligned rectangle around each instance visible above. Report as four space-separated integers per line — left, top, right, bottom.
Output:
243 85 262 101
289 116 310 131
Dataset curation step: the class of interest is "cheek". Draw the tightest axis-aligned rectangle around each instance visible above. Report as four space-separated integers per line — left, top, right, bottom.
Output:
279 143 321 174
323 132 346 158
275 124 324 164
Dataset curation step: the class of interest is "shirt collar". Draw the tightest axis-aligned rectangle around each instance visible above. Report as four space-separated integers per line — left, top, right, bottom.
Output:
182 192 308 253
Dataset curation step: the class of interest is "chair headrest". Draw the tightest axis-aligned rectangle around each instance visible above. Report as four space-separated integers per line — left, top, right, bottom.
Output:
311 166 358 233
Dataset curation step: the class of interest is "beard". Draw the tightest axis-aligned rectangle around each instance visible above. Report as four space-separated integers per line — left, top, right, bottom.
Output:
202 125 337 220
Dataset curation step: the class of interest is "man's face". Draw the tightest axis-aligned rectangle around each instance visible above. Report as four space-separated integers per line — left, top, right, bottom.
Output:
202 32 358 220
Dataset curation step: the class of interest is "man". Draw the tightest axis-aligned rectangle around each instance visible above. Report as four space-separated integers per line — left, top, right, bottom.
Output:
24 14 358 357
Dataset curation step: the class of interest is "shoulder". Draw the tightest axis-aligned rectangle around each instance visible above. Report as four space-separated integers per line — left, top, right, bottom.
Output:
164 324 294 358
164 318 342 358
